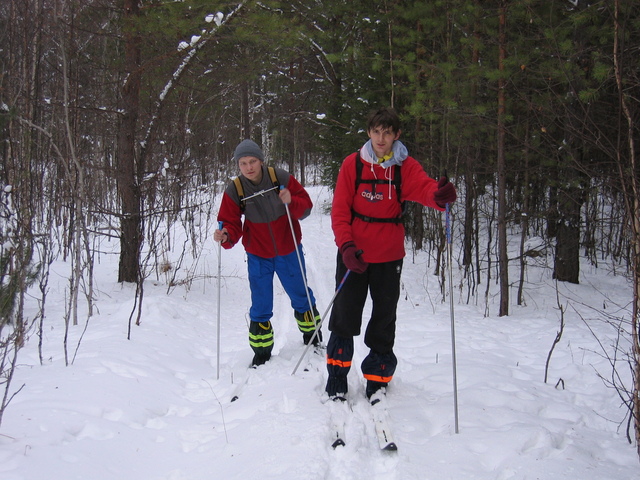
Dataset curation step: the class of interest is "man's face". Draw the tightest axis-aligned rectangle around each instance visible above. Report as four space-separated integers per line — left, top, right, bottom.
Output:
367 125 401 159
238 156 263 183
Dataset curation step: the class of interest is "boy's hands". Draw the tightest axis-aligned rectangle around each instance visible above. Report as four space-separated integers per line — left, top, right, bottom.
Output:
214 227 228 243
279 187 291 205
434 176 457 207
340 241 368 274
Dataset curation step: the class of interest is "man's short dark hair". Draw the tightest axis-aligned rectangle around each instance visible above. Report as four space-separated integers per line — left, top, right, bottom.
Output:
366 107 401 133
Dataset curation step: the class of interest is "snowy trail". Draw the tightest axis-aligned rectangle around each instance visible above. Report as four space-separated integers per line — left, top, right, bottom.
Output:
0 185 638 480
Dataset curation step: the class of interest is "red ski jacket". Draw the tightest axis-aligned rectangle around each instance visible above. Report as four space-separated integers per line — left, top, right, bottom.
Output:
331 152 443 264
217 166 312 259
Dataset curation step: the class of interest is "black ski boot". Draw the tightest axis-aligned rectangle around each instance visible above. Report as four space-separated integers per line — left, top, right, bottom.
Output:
326 376 348 402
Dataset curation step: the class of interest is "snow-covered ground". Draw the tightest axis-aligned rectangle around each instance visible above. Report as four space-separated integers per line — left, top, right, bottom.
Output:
0 185 637 479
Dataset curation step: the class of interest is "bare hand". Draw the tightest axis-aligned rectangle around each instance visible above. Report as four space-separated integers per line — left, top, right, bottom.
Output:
279 188 291 205
214 228 228 243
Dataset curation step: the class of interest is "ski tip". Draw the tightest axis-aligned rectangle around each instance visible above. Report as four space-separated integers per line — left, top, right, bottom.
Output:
230 395 239 402
331 438 346 449
383 442 398 452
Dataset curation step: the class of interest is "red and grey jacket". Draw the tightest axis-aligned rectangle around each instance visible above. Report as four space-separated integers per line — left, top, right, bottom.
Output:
217 166 312 259
331 152 443 264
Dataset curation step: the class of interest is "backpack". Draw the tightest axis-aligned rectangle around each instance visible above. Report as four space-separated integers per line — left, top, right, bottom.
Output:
352 152 405 224
233 166 280 212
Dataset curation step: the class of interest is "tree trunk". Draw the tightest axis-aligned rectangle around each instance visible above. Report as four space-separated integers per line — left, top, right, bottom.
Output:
497 1 509 316
553 187 581 284
613 0 640 455
240 80 250 139
117 0 142 283
462 154 474 270
517 123 531 304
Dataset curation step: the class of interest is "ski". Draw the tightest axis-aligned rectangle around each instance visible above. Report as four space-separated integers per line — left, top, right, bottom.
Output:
328 397 348 449
327 394 397 451
370 395 398 451
301 346 326 373
331 420 346 449
229 363 257 402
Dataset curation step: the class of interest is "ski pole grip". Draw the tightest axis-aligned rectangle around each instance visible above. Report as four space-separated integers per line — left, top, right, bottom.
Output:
356 249 363 258
218 221 223 230
279 184 292 206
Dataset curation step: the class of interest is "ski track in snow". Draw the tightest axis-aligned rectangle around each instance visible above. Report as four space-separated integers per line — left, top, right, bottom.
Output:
0 185 637 479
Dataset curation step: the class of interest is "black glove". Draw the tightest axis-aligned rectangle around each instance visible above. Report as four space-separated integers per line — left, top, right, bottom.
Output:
339 241 368 274
434 176 457 208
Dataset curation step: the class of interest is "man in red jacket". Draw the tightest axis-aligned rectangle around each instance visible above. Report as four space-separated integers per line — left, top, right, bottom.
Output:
214 139 321 367
326 107 457 401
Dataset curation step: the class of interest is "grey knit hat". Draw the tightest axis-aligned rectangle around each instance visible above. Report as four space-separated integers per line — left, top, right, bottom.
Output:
234 139 264 162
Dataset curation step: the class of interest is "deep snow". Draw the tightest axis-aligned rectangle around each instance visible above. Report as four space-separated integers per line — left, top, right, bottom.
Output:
0 185 638 479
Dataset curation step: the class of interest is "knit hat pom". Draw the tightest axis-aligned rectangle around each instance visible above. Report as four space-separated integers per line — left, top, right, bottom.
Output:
234 139 264 162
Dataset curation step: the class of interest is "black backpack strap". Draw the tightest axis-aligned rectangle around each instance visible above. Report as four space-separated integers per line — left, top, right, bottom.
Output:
352 211 404 224
352 153 404 223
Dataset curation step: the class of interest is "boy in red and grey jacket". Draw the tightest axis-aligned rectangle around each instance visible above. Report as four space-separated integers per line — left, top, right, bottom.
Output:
215 139 321 367
326 107 457 401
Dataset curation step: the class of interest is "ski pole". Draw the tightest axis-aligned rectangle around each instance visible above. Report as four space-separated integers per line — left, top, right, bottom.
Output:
216 220 223 380
291 268 351 375
281 186 316 322
445 203 459 434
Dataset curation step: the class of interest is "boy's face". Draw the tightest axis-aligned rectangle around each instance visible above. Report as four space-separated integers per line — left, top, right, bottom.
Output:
238 156 263 183
367 125 401 159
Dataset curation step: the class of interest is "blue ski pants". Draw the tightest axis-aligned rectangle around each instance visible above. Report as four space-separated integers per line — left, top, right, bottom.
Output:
247 245 316 323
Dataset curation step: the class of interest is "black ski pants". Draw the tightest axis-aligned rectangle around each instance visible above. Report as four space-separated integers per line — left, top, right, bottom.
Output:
328 253 403 352
326 252 402 383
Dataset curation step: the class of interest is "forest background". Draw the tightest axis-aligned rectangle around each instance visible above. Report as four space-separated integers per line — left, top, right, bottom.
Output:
1 0 639 461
